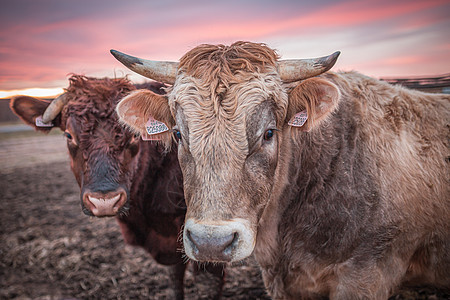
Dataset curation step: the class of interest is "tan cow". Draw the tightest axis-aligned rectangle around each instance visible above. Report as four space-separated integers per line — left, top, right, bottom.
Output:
111 41 449 299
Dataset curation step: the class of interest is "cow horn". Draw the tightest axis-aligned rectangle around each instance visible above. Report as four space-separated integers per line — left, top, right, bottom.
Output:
42 93 69 123
110 49 178 85
277 51 341 82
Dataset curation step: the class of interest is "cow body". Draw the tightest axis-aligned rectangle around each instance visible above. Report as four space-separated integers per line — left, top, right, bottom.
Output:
10 75 224 300
254 72 450 299
113 42 449 299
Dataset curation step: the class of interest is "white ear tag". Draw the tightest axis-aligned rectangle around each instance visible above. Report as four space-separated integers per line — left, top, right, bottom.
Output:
35 115 54 127
142 116 169 141
288 110 308 127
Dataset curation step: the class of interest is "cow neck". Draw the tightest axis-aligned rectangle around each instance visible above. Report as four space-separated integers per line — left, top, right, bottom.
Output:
130 141 165 198
134 141 183 213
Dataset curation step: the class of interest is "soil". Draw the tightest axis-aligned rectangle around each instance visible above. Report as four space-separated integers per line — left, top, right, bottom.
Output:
0 131 448 299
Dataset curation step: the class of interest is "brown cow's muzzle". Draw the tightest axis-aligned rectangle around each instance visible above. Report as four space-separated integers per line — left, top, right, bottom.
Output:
82 187 127 217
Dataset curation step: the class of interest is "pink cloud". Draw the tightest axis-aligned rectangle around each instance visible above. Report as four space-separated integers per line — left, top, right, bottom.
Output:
382 55 425 66
0 0 449 92
146 0 448 42
310 0 447 26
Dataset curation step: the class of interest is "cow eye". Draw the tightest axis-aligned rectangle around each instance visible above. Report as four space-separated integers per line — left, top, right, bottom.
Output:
63 131 73 140
264 129 275 141
173 129 182 142
63 131 78 147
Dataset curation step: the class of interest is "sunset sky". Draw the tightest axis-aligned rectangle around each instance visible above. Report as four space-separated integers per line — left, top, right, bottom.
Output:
1 0 449 98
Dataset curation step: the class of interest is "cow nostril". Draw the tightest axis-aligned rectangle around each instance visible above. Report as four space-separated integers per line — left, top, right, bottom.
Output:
111 193 125 212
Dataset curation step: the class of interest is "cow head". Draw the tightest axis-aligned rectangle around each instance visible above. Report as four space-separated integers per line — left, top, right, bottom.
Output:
10 75 151 217
112 42 340 262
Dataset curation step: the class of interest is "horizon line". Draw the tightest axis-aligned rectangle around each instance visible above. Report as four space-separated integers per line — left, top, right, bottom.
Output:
1 72 449 100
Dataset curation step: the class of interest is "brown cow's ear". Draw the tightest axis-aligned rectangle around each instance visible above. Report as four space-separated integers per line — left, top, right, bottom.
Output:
116 89 174 147
9 96 61 133
287 77 340 131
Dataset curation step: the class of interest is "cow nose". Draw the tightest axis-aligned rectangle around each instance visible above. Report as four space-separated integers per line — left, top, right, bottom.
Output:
186 229 237 261
183 218 255 263
82 188 127 217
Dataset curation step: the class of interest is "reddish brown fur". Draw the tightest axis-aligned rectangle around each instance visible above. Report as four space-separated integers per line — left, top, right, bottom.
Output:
10 75 224 300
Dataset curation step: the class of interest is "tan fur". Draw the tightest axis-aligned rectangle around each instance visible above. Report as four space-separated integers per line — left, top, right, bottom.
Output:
287 77 341 131
179 41 279 81
325 71 449 228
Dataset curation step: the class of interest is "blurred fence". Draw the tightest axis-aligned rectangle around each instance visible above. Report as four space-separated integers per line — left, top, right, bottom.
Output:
381 73 450 94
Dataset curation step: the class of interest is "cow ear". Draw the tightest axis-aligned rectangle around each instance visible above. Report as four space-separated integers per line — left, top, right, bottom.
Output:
287 77 340 131
9 96 61 133
116 89 174 147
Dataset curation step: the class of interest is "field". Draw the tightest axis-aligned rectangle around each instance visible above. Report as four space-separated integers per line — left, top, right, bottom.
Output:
0 130 448 299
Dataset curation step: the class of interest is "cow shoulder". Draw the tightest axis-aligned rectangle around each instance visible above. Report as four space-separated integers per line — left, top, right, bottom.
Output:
10 96 61 132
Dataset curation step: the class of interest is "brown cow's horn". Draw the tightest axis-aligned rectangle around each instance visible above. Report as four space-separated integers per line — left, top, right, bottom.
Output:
110 49 178 84
278 51 341 82
42 93 69 123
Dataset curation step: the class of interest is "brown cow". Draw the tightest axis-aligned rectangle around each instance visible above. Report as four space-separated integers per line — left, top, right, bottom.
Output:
111 42 450 299
10 75 224 300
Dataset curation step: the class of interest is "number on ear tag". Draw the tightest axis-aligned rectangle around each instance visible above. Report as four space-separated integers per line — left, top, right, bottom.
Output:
288 110 307 127
143 117 169 141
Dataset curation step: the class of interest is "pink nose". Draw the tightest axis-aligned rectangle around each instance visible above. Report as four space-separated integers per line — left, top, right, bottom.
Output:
83 188 127 216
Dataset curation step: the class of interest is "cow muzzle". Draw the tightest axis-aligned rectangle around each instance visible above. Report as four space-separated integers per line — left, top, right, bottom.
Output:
82 187 127 217
183 218 255 263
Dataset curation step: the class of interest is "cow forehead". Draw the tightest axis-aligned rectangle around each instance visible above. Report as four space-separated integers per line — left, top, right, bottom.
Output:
169 71 287 124
65 109 132 152
168 72 287 165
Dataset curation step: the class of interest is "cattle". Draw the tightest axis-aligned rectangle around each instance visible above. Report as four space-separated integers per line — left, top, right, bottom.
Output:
9 75 224 300
110 41 450 299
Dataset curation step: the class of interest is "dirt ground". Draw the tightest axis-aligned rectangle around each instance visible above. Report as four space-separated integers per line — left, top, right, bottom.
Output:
0 131 448 299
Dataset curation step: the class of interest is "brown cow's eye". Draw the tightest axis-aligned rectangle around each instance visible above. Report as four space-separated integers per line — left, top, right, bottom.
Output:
264 129 275 141
63 131 78 147
64 131 73 140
